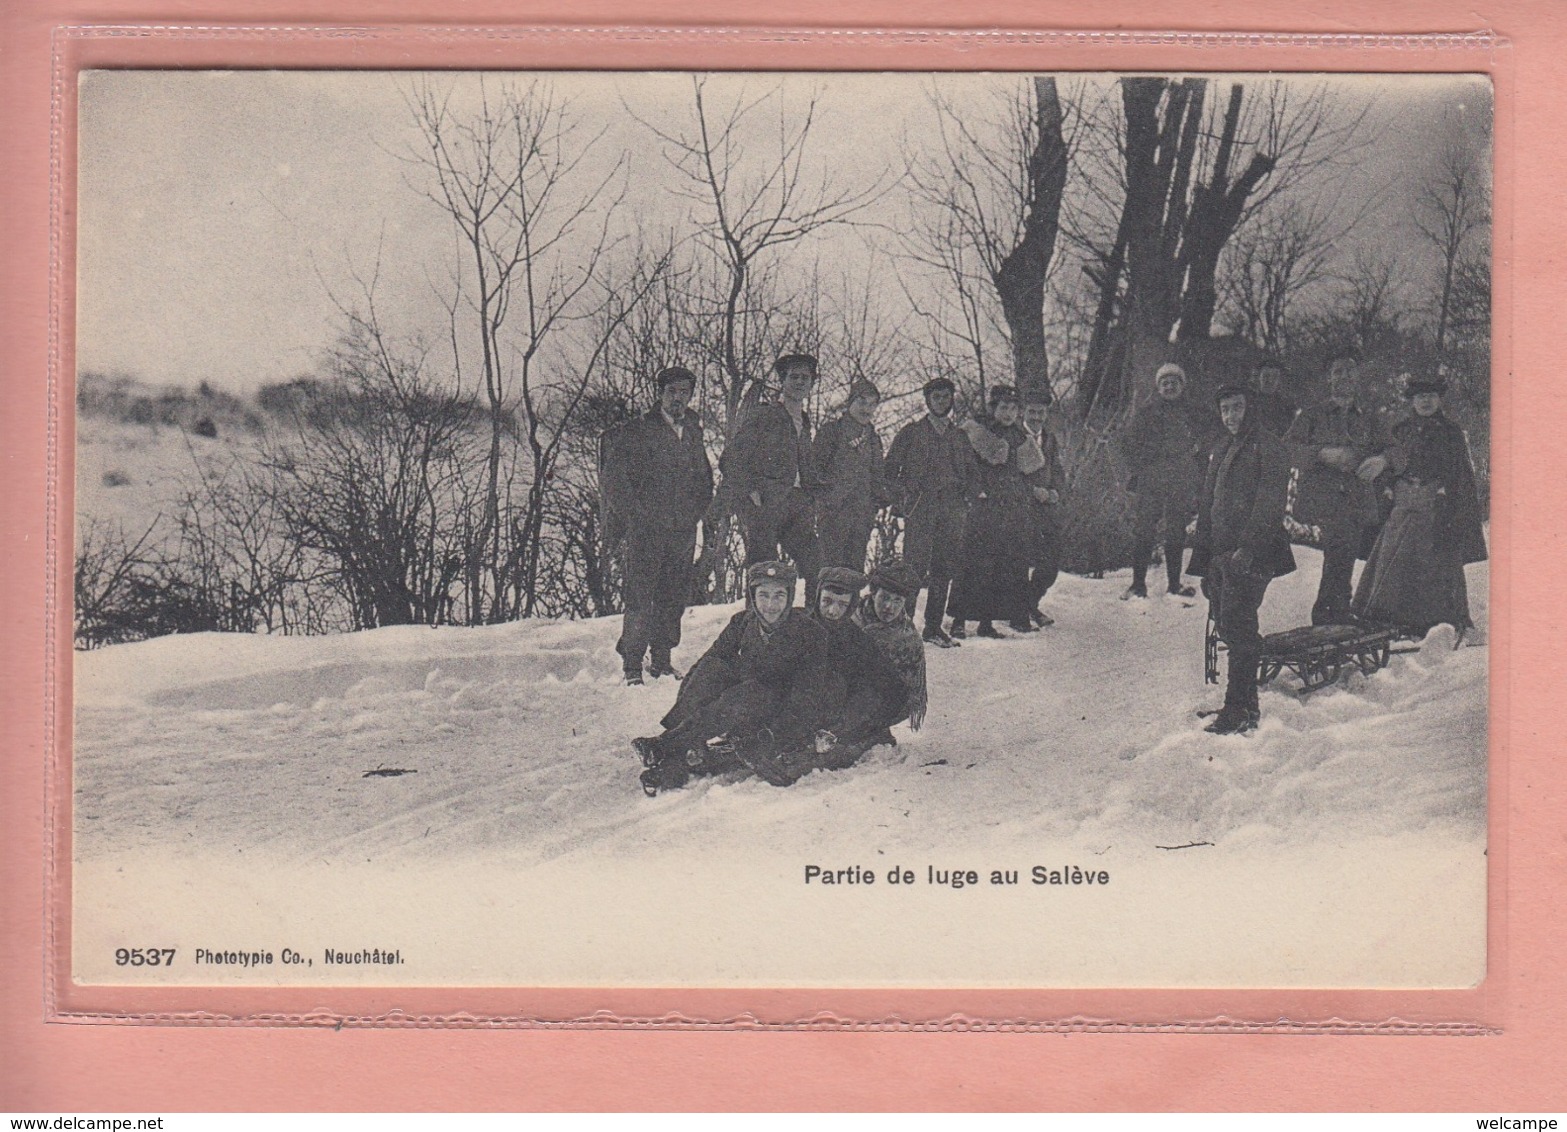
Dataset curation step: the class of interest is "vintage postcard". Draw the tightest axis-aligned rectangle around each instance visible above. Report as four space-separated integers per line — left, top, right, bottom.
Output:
68 68 1491 990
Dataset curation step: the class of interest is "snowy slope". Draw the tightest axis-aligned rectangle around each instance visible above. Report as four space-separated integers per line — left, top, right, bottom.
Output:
71 553 1489 988
76 552 1487 860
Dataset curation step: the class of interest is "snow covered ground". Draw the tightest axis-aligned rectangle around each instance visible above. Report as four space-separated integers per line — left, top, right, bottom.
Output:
71 550 1489 989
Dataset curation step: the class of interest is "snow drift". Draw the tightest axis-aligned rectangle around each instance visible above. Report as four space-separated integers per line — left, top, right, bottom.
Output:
71 553 1489 988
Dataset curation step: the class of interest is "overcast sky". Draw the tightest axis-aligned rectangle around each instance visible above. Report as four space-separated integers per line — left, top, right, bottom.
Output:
77 70 1490 391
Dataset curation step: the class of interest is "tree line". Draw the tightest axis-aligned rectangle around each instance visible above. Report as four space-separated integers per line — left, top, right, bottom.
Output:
75 74 1491 648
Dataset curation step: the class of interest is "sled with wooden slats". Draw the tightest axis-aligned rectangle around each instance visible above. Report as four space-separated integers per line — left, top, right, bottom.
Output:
1206 614 1399 693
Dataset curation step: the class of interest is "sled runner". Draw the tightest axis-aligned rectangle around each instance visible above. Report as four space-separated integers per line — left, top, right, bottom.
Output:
1205 611 1398 694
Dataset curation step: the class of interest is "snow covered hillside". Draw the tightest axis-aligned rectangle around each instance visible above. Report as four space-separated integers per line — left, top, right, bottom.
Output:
70 553 1489 989
76 556 1487 861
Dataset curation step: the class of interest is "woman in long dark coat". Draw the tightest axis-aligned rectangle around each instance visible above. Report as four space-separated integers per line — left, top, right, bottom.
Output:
947 385 1046 638
1352 376 1487 638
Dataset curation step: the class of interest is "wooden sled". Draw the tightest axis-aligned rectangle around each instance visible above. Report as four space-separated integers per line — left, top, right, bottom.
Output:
1206 613 1399 694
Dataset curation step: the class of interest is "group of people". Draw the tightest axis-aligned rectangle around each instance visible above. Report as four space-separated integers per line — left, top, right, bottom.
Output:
630 558 928 796
601 346 1486 781
1124 354 1486 733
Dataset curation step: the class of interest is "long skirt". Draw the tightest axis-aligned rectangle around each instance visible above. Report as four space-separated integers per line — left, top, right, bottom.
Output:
947 498 1031 624
1352 479 1471 634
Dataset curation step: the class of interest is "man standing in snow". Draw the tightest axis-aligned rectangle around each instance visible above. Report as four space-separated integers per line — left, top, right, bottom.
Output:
1283 352 1392 625
1189 386 1296 734
601 366 714 685
1022 391 1066 626
885 377 974 647
1121 362 1215 600
720 352 823 608
811 378 888 572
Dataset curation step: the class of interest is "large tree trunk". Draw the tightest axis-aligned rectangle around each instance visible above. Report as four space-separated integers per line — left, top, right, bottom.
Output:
1088 77 1281 412
993 77 1070 404
1178 84 1276 342
1122 80 1198 341
1080 224 1129 415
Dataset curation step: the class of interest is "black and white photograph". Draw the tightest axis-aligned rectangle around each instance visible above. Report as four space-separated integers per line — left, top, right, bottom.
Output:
71 69 1491 987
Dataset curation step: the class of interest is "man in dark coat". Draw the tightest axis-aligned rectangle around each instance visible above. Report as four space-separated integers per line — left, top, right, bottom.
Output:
1022 392 1066 626
601 366 714 684
1189 385 1296 734
1251 360 1299 437
812 379 888 572
634 559 831 795
1283 352 1393 625
1121 362 1216 600
720 352 823 608
884 377 975 647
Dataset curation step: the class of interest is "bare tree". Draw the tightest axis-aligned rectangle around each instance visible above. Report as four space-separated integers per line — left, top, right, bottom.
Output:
1414 134 1490 353
74 517 161 648
1079 77 1371 412
261 310 477 630
1217 198 1353 356
905 77 1074 402
505 243 675 618
633 75 890 427
170 441 313 635
404 77 625 622
1335 245 1406 354
896 195 1002 401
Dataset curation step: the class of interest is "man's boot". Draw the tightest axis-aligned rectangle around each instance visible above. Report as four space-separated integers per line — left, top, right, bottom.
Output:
1165 540 1192 596
619 612 648 685
1207 648 1261 734
647 650 681 680
1124 550 1150 600
640 760 690 796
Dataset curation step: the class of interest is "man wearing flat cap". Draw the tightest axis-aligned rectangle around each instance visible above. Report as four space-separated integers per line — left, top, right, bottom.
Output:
1283 350 1393 625
600 365 714 685
1188 384 1296 734
1121 362 1218 601
885 376 977 647
719 352 824 607
811 378 889 572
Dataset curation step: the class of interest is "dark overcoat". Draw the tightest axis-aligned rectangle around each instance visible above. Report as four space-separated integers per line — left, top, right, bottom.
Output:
811 415 887 516
1351 411 1486 634
884 414 973 516
1251 390 1299 438
1283 400 1391 548
601 408 714 534
1123 397 1216 504
661 608 829 734
719 401 815 508
1386 410 1487 565
948 416 1039 622
1188 421 1297 580
789 608 915 740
